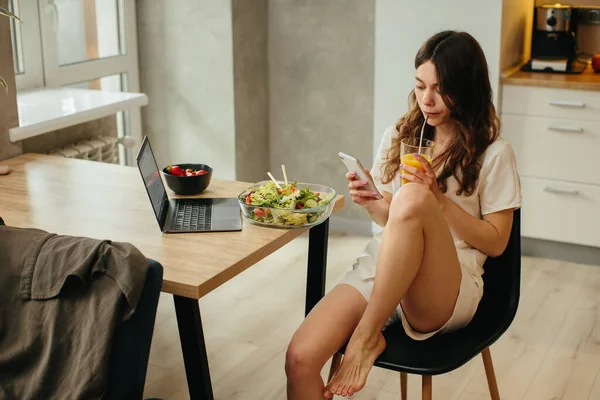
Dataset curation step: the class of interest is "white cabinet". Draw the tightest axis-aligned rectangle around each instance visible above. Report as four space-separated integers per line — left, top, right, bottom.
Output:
502 85 600 121
520 176 600 248
501 84 600 247
501 114 600 185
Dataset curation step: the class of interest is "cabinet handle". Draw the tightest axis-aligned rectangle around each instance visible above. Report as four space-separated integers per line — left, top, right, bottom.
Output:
544 186 580 196
549 101 586 108
547 126 584 133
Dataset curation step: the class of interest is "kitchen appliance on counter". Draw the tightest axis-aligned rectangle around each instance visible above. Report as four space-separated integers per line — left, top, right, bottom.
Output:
521 3 587 74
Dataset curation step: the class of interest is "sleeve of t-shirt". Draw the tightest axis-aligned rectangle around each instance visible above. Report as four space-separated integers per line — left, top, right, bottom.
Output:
479 142 522 216
370 125 395 194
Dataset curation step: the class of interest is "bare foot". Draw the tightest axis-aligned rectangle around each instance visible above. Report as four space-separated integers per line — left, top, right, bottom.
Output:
323 330 386 398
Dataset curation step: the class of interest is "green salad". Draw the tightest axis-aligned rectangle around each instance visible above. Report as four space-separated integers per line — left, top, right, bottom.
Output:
241 181 335 226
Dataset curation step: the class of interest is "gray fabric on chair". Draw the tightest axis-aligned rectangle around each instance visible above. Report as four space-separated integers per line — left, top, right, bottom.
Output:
0 224 150 399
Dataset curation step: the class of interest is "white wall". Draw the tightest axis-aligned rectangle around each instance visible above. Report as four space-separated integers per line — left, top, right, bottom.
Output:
373 0 503 152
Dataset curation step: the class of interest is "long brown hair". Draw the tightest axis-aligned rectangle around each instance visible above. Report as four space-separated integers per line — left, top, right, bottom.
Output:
382 31 500 196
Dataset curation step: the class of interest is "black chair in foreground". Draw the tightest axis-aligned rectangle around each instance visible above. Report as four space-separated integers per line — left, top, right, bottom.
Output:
329 210 521 400
106 259 163 400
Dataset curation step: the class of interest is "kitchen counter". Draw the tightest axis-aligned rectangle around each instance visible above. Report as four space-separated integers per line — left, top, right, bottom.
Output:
501 63 600 91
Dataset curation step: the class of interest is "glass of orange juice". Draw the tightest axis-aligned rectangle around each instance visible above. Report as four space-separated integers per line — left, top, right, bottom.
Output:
400 138 435 185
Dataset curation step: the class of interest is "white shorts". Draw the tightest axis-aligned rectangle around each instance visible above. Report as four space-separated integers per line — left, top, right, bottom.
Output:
339 266 482 341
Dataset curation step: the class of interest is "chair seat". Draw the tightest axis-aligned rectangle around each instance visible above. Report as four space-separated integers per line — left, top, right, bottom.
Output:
337 311 508 376
374 312 506 376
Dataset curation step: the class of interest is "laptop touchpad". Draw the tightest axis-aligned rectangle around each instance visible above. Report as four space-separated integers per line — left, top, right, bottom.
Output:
211 198 241 220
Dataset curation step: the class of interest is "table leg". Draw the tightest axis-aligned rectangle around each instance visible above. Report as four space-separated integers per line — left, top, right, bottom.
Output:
305 218 330 316
173 295 214 400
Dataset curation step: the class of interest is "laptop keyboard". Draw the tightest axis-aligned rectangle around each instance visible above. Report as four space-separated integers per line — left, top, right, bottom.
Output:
171 199 212 231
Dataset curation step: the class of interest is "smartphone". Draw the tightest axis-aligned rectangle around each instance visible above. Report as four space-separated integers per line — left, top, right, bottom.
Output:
338 152 383 199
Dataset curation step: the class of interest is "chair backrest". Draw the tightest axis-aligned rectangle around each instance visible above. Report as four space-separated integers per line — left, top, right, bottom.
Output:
106 259 163 399
474 209 521 333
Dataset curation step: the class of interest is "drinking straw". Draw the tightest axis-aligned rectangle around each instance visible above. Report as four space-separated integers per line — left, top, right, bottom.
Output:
418 115 429 155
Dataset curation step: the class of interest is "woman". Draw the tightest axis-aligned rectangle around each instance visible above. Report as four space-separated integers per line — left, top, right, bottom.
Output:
285 30 522 399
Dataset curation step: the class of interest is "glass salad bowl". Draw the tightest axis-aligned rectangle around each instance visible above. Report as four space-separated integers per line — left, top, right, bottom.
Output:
237 181 337 229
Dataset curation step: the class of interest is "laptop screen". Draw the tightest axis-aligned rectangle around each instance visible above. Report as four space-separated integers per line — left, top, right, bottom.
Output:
136 137 168 227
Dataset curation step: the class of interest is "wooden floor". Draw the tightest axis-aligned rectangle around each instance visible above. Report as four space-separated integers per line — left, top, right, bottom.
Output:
143 233 600 400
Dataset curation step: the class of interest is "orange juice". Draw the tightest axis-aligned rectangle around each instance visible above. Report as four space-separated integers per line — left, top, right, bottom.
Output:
401 154 432 185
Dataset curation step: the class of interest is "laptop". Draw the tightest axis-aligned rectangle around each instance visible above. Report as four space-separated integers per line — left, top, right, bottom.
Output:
136 136 242 233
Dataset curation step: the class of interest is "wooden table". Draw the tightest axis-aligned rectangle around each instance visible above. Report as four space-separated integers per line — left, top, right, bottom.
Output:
0 154 344 400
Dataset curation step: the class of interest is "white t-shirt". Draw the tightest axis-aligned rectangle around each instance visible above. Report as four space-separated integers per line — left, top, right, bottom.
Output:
353 125 522 295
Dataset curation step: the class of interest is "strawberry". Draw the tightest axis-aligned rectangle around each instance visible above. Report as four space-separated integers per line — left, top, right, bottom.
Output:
170 165 184 176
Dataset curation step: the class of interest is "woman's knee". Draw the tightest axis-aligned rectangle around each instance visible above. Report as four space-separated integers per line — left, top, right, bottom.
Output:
285 338 323 380
389 184 437 221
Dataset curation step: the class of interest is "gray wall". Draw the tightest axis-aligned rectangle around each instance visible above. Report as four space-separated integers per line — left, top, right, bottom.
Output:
137 0 237 180
232 0 269 183
268 0 375 226
135 0 375 230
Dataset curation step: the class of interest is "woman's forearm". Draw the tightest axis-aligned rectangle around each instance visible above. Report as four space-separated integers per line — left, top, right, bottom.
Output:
363 199 390 227
437 196 506 257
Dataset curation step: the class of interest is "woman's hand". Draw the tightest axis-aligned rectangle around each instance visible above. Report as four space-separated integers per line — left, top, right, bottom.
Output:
399 153 443 201
346 171 381 206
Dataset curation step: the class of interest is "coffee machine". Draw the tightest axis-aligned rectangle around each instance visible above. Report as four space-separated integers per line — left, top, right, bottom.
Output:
522 3 585 74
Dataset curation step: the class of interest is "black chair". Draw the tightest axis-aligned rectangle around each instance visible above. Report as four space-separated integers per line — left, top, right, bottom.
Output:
105 259 164 400
329 210 521 400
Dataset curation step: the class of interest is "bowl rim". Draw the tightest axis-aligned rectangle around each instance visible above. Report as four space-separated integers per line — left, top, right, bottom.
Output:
238 180 337 212
162 163 213 170
162 164 213 178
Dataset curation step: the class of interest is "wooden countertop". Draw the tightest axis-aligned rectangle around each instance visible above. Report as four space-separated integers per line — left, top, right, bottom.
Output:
501 63 600 91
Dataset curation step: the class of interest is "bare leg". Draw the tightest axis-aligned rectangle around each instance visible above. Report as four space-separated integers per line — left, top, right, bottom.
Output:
286 284 367 400
325 184 461 397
